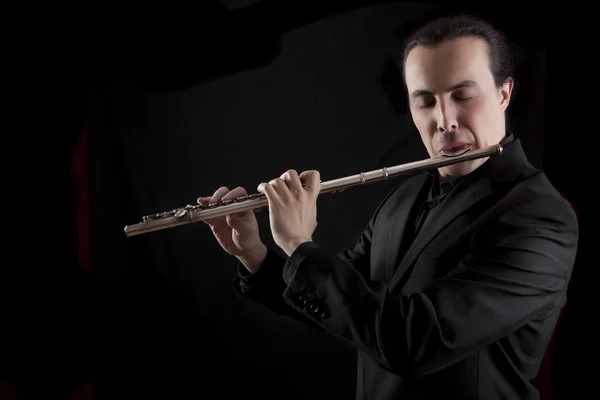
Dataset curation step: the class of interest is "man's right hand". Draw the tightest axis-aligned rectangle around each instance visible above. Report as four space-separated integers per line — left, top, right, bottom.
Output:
198 186 267 273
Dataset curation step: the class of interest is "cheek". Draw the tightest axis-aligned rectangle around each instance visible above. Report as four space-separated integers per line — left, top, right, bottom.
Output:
460 99 492 137
410 109 436 148
411 110 427 132
410 103 435 134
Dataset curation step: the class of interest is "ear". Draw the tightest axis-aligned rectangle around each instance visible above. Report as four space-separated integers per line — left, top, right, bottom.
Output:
499 78 514 111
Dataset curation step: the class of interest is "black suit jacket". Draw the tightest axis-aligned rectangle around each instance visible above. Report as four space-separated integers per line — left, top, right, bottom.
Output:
233 138 579 400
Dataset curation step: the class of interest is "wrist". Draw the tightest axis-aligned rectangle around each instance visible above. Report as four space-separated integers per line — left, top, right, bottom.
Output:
238 244 268 274
281 237 312 257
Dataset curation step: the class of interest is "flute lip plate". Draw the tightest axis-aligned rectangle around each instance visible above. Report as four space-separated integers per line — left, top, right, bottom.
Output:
440 147 470 157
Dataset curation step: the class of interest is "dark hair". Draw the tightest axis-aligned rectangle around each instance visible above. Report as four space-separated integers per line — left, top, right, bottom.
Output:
401 14 515 88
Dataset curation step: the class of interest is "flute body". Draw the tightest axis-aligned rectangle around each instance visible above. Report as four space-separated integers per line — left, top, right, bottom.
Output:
124 144 502 237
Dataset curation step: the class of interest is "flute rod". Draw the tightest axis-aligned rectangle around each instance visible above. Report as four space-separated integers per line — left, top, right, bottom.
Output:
123 144 502 237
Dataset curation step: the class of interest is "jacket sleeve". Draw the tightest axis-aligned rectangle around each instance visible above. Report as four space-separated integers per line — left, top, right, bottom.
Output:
231 183 404 332
231 246 325 332
279 191 579 377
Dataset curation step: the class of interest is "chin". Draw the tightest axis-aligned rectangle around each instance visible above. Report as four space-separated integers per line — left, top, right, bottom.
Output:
439 160 483 180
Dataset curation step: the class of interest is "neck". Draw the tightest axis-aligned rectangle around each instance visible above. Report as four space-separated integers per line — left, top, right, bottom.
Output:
439 173 452 183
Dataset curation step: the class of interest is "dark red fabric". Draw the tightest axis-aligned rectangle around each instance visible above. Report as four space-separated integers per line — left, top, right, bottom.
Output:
67 380 96 400
67 125 95 399
70 125 93 274
0 381 25 400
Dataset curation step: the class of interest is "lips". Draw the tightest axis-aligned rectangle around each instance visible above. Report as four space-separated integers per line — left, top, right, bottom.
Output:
439 142 471 156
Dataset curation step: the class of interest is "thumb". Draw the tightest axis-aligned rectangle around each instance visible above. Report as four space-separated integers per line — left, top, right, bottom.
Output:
226 212 253 232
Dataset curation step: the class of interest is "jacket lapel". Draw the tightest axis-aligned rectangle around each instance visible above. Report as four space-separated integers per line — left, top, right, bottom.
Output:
372 173 428 282
388 173 493 290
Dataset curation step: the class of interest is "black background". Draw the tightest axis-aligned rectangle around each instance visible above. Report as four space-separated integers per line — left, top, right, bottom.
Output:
3 1 589 399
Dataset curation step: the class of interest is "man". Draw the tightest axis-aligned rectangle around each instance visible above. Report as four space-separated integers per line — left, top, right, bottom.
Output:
198 14 578 400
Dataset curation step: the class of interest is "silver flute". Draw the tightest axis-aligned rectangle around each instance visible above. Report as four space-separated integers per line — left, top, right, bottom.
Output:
124 144 502 237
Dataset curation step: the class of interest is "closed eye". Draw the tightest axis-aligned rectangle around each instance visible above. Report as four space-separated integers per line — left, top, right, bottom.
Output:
417 98 436 109
417 97 471 109
415 94 473 109
454 96 473 102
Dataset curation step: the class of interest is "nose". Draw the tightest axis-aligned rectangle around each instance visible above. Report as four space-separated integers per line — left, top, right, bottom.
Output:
436 100 458 133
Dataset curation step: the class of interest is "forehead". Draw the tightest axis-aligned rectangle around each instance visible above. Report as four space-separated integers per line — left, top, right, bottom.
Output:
404 36 492 91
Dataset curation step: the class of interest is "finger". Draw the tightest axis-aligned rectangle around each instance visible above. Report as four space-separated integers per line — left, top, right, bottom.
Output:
222 186 248 201
222 187 253 218
269 177 291 198
198 186 248 204
197 196 212 205
210 186 230 203
197 186 229 227
299 170 321 195
197 187 230 205
257 181 279 204
281 169 303 194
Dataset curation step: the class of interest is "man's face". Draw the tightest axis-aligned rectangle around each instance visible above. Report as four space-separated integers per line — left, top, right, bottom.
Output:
404 36 513 180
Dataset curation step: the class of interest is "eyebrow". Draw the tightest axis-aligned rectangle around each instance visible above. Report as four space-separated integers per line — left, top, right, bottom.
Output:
411 80 478 98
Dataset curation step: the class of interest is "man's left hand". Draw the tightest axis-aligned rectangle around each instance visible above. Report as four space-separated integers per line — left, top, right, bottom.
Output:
257 169 321 256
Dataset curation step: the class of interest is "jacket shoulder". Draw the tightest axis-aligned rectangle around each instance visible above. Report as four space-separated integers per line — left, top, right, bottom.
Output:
491 169 578 233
